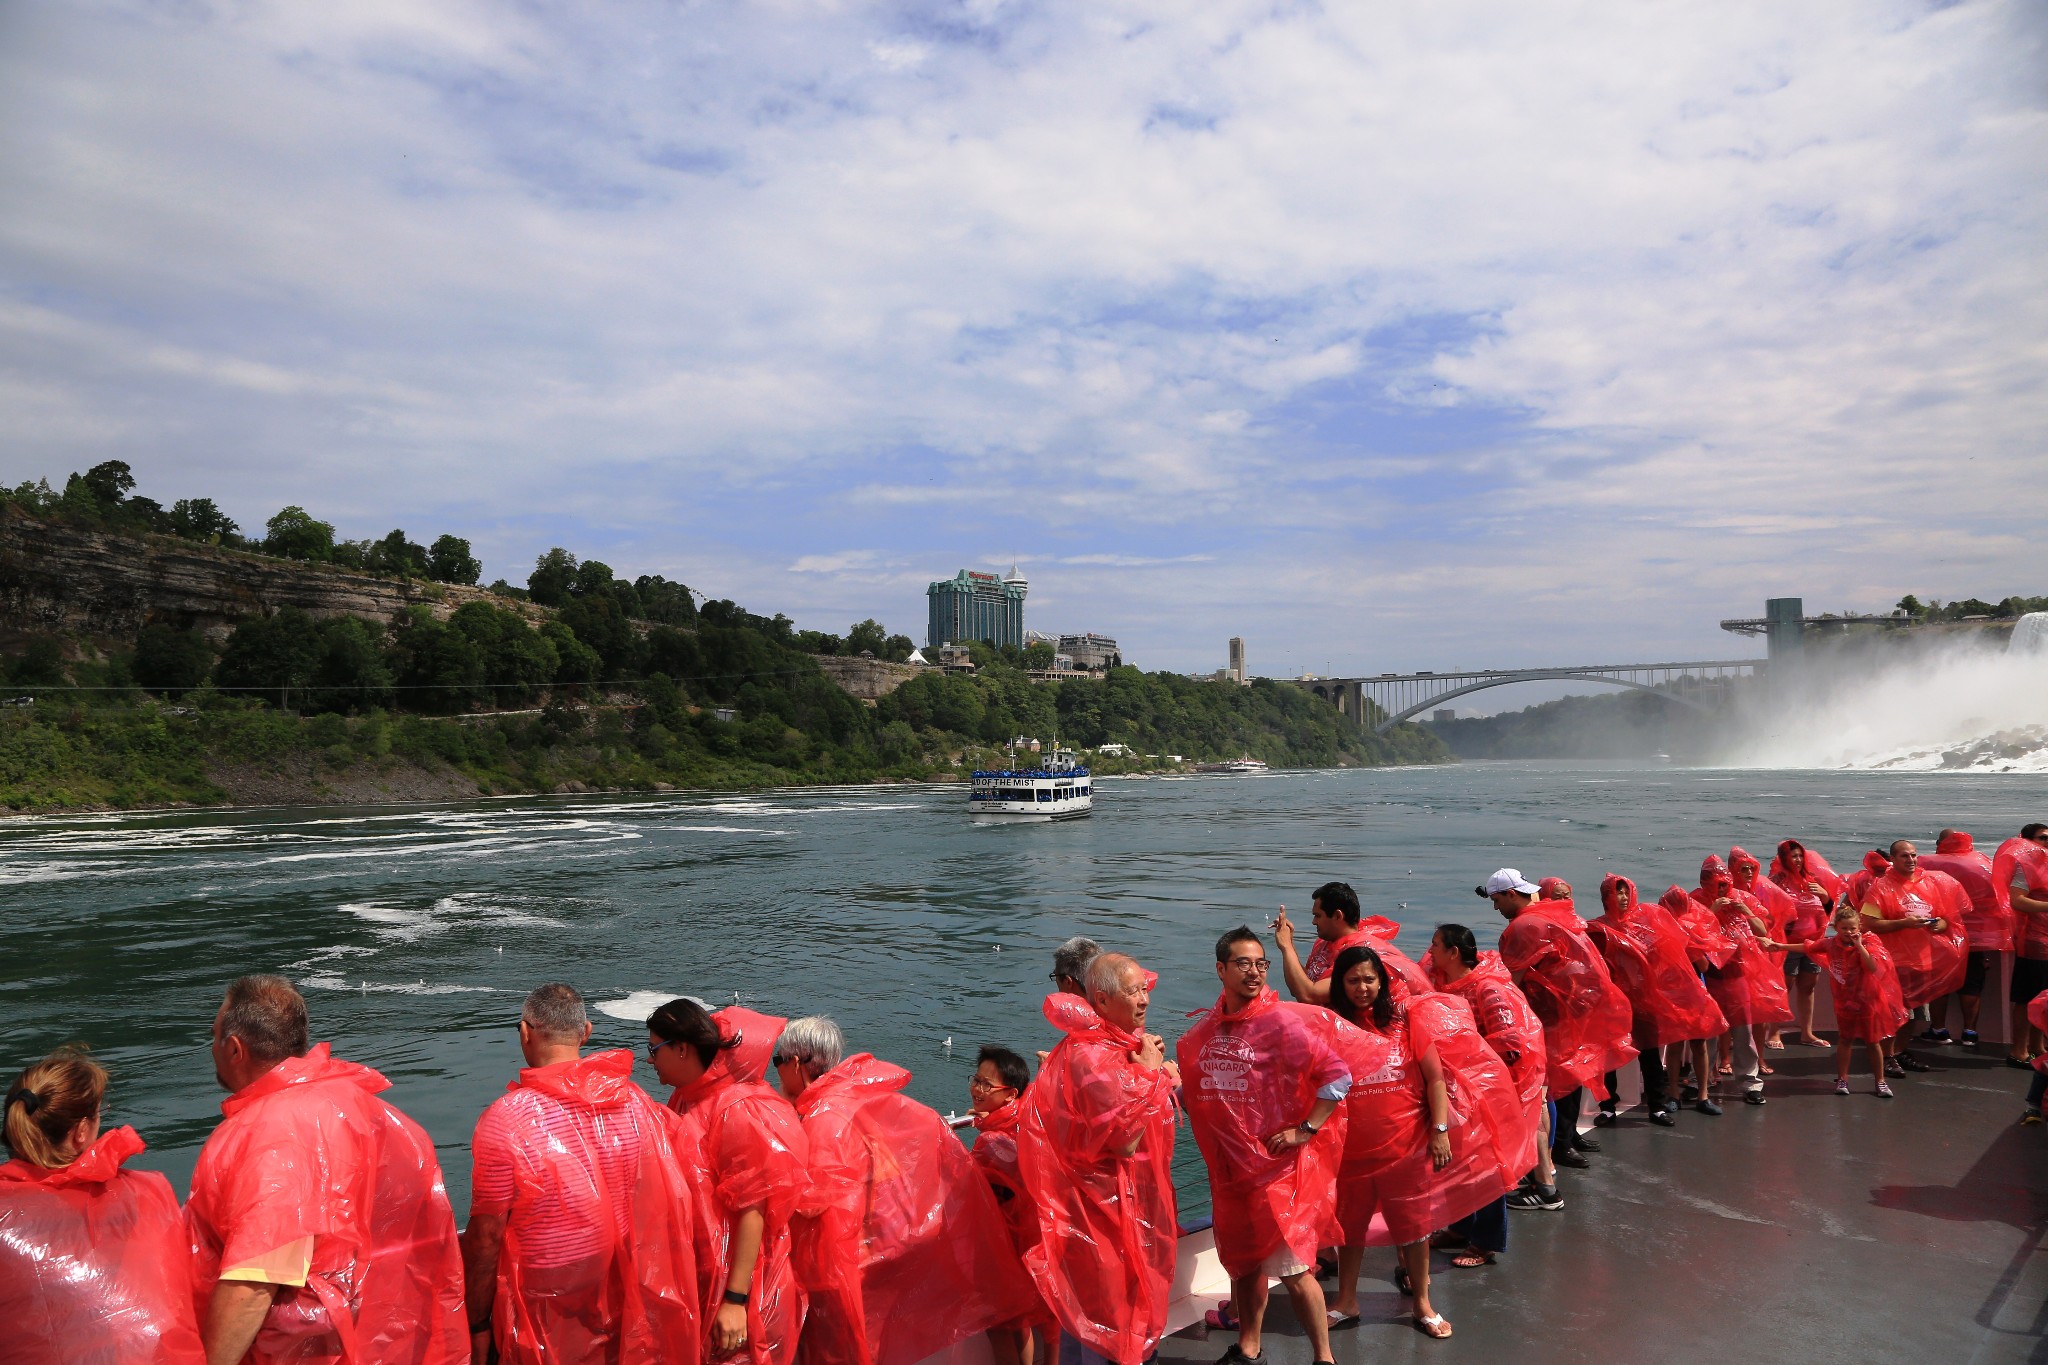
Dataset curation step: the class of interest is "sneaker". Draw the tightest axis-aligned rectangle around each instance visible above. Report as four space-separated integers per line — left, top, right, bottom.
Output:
1876 1081 1895 1099
1553 1149 1592 1170
1898 1053 1933 1073
1695 1099 1724 1116
1884 1058 1906 1078
1960 1030 1980 1049
1918 1028 1952 1044
1744 1090 1767 1106
1507 1184 1564 1211
1649 1107 1677 1127
2023 1108 2044 1126
1834 1079 1850 1095
1215 1346 1263 1365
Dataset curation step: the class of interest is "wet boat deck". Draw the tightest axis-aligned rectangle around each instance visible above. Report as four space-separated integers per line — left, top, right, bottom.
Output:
1156 1042 2048 1365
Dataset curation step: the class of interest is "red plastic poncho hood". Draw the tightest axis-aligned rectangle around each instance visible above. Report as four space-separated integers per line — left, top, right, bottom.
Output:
1938 831 1975 855
0 1126 206 1364
716 1007 788 1085
1538 877 1573 901
1771 841 1846 900
1176 988 1360 1279
1594 879 1727 1046
511 1046 639 1107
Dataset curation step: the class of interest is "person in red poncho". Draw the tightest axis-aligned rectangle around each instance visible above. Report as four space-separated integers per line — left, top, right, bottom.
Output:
964 1045 1053 1365
463 984 702 1365
650 997 808 1365
776 1017 1036 1365
1920 829 2010 1048
1858 839 1969 1080
1692 855 1790 1109
1016 953 1179 1365
1483 869 1636 1176
1769 841 1842 1048
1729 847 1797 1050
1178 927 1357 1362
2002 825 2048 1065
1273 880 1432 1007
185 975 465 1365
1779 905 1909 1097
1 1048 204 1365
1589 874 1727 1129
1424 924 1545 1229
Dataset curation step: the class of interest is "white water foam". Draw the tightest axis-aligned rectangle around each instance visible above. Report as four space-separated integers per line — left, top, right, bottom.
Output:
595 990 706 1023
299 973 500 995
339 892 567 942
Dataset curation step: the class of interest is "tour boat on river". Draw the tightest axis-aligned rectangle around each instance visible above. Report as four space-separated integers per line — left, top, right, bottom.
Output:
1194 756 1269 774
968 747 1093 821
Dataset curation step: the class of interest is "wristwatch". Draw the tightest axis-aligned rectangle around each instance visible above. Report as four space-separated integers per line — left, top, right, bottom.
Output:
1433 1122 1449 1133
1299 1120 1318 1137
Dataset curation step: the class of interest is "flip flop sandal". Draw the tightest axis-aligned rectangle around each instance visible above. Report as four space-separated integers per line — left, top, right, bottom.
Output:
1760 1062 1775 1075
1413 1314 1454 1339
1450 1249 1496 1269
1325 1308 1361 1328
1765 1039 1787 1050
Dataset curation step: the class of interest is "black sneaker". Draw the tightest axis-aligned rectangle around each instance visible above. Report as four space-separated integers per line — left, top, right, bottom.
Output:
1898 1053 1933 1073
1507 1183 1564 1211
1217 1346 1265 1365
1744 1090 1766 1106
1918 1028 1952 1044
1649 1106 1677 1127
1960 1030 1980 1049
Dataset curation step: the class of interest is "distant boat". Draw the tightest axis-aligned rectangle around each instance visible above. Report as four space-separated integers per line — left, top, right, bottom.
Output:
1653 752 1672 763
968 746 1094 821
1194 757 1269 774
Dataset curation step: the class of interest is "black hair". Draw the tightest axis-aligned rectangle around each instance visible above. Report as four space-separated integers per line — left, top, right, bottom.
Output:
1432 923 1480 967
1215 924 1263 964
1329 944 1396 1032
1313 881 1362 926
976 1044 1030 1093
2024 823 2048 840
647 997 738 1069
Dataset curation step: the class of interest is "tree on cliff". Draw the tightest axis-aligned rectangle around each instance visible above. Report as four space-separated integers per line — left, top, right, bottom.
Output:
428 535 482 586
264 507 336 562
528 548 578 606
170 498 239 545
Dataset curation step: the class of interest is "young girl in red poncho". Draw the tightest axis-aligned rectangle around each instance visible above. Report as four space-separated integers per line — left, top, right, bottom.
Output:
1778 906 1909 1098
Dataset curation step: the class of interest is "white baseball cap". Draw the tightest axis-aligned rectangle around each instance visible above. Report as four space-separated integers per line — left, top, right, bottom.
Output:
1477 868 1539 897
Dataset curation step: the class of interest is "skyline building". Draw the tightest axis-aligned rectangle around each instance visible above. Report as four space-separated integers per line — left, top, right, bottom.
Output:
927 565 1028 650
1058 633 1121 671
1228 636 1246 684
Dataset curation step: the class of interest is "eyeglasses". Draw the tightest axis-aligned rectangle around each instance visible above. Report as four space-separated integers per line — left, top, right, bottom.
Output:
1226 957 1269 973
645 1039 676 1060
968 1077 1013 1094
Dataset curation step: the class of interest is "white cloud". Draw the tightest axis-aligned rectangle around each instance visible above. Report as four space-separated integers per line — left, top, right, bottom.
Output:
0 0 2042 673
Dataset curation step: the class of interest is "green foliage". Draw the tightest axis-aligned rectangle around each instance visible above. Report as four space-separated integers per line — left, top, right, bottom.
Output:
633 575 695 625
131 625 214 697
264 506 336 562
370 529 429 577
428 535 482 586
7 638 70 688
528 548 578 607
170 498 239 544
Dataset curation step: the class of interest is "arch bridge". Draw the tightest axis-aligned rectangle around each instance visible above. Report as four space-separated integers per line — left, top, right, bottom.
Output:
1296 659 1764 734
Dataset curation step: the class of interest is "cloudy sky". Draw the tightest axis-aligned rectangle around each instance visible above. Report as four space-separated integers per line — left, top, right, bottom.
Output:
3 1 2043 687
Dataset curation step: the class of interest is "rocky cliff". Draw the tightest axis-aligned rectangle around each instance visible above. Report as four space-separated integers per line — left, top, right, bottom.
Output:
0 505 546 646
810 654 927 700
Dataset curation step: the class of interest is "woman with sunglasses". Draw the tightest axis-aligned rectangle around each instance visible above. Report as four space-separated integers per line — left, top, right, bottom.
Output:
648 998 809 1365
2 1047 204 1364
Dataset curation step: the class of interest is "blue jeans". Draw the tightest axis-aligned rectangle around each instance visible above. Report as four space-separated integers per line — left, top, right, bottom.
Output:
1450 1195 1509 1254
1058 1333 1116 1365
2028 1071 2046 1108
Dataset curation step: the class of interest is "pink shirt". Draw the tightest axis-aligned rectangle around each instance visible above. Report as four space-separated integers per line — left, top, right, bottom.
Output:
471 1087 643 1268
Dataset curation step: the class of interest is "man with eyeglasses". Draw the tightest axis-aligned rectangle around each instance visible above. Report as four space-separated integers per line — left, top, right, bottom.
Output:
1179 926 1357 1365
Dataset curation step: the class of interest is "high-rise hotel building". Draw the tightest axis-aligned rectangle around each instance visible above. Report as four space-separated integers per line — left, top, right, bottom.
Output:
927 565 1029 650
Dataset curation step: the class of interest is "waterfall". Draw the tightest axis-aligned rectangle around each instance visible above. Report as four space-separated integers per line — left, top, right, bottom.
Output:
2010 612 2048 657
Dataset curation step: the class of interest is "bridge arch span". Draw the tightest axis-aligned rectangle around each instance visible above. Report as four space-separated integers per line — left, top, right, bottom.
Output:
1377 671 1715 733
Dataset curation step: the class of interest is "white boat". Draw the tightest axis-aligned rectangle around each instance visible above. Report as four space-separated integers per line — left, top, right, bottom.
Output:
1194 756 1269 774
968 747 1093 821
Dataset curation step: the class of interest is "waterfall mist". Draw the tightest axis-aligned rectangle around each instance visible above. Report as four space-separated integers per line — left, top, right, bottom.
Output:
1715 614 2048 771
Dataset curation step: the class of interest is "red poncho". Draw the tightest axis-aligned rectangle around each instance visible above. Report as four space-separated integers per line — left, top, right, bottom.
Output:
1800 934 1908 1044
1659 885 1736 970
1016 993 1179 1365
1692 863 1794 1028
968 1101 1055 1340
667 1055 808 1365
1769 842 1844 943
791 1054 1035 1365
1176 988 1361 1278
1496 900 1637 1100
713 1007 787 1085
1424 950 1547 1120
0 1126 204 1365
1994 838 2048 960
1843 851 1890 913
1921 833 2012 952
1730 847 1797 942
185 1045 466 1365
2029 989 2048 1046
470 1050 701 1365
1591 875 1727 1048
1305 916 1431 1001
1859 868 1970 1007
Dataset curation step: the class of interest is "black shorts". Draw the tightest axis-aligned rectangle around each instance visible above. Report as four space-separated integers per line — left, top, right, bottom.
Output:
2011 956 2048 1005
1961 950 1997 997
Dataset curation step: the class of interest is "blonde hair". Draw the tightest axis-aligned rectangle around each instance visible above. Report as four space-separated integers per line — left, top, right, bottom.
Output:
4 1047 106 1169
